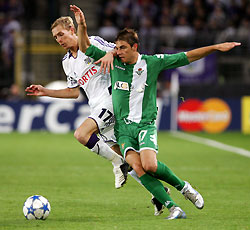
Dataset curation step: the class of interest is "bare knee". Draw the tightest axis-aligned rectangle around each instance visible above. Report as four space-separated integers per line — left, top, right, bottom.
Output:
125 153 145 177
130 162 145 177
74 118 98 145
142 161 157 173
140 150 158 173
132 162 143 173
74 128 89 145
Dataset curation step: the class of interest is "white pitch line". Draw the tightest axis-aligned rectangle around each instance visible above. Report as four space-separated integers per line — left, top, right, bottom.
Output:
171 131 250 158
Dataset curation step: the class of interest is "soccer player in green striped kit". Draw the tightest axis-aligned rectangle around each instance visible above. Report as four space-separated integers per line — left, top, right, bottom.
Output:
71 5 241 219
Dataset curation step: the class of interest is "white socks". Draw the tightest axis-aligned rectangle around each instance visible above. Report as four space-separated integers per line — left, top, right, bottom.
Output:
91 139 123 167
128 169 142 184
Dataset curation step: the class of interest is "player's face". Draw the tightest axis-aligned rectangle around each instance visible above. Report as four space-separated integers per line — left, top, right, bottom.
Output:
52 25 76 50
115 40 138 64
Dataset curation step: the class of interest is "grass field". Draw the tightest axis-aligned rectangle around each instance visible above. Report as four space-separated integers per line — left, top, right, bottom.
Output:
0 131 249 230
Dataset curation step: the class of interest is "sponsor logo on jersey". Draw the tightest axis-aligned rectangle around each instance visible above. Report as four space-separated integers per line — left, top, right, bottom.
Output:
78 66 98 86
67 76 78 87
84 57 92 65
121 143 125 149
115 65 125 71
177 98 231 133
114 81 129 91
135 68 144 76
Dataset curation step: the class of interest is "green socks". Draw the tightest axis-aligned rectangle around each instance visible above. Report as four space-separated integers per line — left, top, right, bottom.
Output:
140 173 177 209
153 161 185 191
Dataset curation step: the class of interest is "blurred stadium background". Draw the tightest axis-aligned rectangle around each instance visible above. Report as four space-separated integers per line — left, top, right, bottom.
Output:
0 0 250 133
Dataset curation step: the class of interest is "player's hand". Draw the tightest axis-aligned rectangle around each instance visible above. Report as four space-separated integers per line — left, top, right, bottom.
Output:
70 5 86 26
216 42 241 52
95 52 114 74
25 85 47 96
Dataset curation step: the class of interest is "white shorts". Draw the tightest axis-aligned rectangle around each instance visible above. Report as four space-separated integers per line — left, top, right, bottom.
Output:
88 102 116 147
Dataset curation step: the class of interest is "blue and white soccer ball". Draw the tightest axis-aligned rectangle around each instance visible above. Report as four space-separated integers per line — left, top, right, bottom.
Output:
23 195 51 220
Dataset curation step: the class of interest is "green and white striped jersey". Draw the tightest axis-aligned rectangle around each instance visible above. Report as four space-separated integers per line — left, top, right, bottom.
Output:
86 45 189 124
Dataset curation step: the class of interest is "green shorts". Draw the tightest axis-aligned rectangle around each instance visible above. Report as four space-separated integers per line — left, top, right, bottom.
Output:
114 121 158 157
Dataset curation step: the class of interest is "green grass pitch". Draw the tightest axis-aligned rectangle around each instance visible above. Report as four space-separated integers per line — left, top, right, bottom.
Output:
0 132 249 230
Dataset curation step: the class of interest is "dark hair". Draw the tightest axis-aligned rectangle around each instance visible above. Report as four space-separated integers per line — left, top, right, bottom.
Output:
115 28 140 51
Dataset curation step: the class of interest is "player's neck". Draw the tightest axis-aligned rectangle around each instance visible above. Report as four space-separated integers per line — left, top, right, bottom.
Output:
69 45 78 58
127 52 139 65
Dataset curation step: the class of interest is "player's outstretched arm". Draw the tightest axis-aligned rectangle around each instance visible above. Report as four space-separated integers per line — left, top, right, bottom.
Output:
25 85 80 98
186 42 241 63
70 5 90 53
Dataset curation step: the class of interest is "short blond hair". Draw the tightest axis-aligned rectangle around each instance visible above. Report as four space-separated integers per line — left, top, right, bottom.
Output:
51 16 76 33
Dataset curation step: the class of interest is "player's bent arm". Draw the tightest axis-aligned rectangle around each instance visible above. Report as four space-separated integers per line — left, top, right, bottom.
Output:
78 23 90 53
70 5 90 53
89 37 116 73
186 42 241 63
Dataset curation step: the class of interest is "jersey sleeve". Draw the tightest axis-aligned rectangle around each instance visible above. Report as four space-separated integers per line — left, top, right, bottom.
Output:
85 44 107 61
155 52 190 71
89 36 115 52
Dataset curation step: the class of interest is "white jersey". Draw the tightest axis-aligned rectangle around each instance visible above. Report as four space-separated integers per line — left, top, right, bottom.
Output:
62 36 115 110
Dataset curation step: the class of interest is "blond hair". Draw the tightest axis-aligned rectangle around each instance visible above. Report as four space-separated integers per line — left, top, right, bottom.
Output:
51 16 76 33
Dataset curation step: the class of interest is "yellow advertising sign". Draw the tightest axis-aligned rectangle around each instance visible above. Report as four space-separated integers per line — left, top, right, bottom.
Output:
241 97 250 134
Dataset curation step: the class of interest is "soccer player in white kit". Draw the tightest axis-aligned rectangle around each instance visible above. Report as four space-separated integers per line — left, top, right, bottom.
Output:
25 16 128 189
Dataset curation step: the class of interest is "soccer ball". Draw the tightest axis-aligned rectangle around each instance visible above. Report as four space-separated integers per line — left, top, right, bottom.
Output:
23 195 51 220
